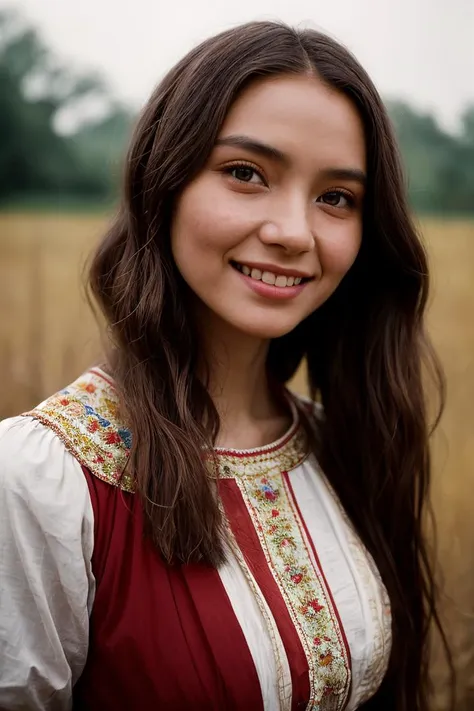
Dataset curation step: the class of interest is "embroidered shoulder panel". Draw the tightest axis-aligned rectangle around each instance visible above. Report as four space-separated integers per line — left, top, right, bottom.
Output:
23 368 134 492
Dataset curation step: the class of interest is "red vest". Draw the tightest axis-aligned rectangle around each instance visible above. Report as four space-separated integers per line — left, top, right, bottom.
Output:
73 469 272 711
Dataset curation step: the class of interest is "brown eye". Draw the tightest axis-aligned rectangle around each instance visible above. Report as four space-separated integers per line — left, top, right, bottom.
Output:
318 191 353 208
224 163 265 184
231 166 258 182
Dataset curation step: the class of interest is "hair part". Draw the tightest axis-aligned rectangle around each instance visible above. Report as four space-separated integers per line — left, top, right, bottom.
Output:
88 20 454 710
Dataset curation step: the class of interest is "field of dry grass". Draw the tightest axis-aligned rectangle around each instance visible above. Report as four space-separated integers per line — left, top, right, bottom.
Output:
1 213 473 706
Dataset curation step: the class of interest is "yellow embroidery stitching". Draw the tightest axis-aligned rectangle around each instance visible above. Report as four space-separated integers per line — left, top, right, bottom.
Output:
23 369 135 492
232 471 351 709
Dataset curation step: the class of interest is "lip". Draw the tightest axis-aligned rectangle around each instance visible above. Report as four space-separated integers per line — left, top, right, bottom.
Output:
234 269 309 301
231 261 313 279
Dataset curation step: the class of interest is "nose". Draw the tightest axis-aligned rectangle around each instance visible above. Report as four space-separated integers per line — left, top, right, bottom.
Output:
258 196 314 254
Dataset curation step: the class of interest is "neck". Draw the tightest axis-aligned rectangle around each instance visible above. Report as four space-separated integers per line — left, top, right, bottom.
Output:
198 312 287 449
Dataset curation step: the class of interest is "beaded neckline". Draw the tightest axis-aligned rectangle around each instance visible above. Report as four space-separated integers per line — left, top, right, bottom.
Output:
212 398 309 479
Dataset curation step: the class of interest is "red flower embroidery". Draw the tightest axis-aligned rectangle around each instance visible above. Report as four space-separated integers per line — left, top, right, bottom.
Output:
314 637 322 646
59 397 69 406
87 421 99 433
84 383 96 393
264 490 277 501
309 599 323 613
271 509 280 517
93 454 105 464
291 573 303 584
104 431 122 445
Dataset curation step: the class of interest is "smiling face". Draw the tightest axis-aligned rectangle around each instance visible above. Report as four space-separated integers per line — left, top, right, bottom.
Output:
171 73 366 340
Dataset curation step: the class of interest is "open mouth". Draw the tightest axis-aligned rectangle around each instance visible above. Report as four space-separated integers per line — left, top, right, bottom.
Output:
231 261 311 288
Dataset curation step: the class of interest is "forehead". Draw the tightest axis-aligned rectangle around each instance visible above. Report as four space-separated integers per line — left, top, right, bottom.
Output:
219 74 366 171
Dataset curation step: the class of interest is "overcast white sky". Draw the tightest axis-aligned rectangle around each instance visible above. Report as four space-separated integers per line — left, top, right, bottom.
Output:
4 0 474 132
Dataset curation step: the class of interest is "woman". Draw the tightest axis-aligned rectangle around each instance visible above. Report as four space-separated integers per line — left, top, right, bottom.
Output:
0 20 453 711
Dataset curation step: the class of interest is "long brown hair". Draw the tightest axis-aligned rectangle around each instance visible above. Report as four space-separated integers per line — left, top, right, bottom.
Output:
88 21 454 710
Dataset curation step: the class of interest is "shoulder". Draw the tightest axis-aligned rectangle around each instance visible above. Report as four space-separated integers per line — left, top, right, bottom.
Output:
0 413 90 516
23 367 134 493
0 417 95 706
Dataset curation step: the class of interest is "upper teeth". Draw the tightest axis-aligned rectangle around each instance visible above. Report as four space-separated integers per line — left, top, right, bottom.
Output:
238 264 302 287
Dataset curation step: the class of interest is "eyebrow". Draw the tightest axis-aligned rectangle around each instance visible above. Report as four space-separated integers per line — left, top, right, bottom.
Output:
215 135 288 164
214 134 366 186
319 167 366 187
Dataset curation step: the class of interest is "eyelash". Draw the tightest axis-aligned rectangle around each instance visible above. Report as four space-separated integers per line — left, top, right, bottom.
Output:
222 162 356 208
320 189 356 208
223 161 266 183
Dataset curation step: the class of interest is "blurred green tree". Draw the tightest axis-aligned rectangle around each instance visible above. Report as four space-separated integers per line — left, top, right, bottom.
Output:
0 8 133 206
388 101 474 214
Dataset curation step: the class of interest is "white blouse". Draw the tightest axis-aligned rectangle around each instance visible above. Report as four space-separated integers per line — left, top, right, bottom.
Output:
0 413 392 711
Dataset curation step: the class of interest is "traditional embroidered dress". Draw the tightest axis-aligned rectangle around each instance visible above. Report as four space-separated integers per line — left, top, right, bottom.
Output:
0 367 392 711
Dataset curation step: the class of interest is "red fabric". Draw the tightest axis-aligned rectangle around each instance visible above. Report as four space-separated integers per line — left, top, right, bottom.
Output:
218 478 311 711
73 468 264 711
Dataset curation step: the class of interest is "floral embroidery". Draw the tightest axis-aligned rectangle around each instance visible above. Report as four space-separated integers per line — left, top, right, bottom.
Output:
23 368 135 492
229 467 351 710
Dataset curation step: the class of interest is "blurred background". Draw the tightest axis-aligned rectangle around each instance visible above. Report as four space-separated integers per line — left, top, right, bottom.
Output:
0 0 473 707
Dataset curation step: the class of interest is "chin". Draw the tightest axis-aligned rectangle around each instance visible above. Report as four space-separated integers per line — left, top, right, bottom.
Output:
231 315 302 340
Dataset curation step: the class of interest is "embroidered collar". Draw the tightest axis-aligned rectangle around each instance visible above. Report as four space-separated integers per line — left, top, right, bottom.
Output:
212 399 309 479
24 368 309 491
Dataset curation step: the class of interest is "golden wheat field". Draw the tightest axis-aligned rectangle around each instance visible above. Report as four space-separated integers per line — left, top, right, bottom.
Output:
1 213 473 707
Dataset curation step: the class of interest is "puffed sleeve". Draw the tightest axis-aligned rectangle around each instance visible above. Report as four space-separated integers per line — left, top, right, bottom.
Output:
0 415 95 710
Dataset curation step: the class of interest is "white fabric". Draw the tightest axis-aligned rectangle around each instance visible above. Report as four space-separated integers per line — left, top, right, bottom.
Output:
0 416 95 711
219 546 293 711
0 415 390 710
287 455 390 709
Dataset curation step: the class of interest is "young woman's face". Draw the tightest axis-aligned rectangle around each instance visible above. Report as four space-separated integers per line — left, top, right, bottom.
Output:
171 73 366 340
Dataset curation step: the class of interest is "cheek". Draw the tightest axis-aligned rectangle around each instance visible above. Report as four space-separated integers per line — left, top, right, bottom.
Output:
172 178 255 263
318 225 362 278
303 226 362 311
172 189 215 259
